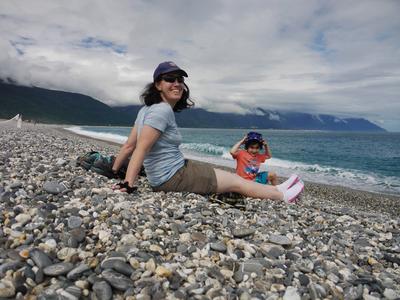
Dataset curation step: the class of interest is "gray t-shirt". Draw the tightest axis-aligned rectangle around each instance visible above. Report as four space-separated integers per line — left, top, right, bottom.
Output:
135 102 185 186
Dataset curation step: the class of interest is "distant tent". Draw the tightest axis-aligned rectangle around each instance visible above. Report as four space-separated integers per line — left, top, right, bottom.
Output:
0 114 22 128
17 114 22 128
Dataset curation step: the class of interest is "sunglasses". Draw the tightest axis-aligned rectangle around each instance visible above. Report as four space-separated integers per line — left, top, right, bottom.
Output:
161 75 185 83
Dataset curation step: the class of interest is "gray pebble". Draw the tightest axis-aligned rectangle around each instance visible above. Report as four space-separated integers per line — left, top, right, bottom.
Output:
43 181 66 194
43 262 74 276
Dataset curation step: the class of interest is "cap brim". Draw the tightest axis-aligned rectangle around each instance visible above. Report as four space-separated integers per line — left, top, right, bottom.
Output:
163 67 188 77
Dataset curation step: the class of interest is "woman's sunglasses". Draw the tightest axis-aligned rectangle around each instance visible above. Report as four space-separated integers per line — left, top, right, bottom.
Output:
161 75 185 83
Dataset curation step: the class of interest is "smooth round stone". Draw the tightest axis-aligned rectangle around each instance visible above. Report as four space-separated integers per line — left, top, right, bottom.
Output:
43 262 74 276
0 279 15 298
36 165 46 173
30 249 53 269
43 181 66 195
15 213 31 225
232 228 255 238
70 228 86 243
101 269 132 291
64 285 81 299
191 232 207 242
283 286 301 300
210 242 227 253
93 281 113 300
44 239 57 250
111 261 134 277
241 261 264 276
298 274 310 286
384 288 400 300
100 257 126 269
68 216 82 229
260 244 285 258
268 234 292 246
10 181 22 189
67 264 90 280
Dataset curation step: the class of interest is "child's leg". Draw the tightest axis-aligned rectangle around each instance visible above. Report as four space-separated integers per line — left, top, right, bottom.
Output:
268 171 278 186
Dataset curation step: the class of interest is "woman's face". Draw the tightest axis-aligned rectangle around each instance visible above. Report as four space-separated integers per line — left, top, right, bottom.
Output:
155 72 185 104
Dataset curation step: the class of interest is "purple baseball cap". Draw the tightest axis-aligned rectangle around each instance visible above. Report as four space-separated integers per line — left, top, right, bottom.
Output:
153 61 188 81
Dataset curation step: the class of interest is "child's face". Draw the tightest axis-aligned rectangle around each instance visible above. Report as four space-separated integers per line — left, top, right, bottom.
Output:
247 144 260 155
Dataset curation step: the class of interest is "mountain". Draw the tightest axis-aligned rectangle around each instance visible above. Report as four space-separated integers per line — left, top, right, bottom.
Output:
0 81 131 125
0 81 385 131
115 105 385 132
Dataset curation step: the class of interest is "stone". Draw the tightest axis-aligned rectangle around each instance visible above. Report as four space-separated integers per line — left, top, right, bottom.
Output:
210 241 227 253
43 262 74 276
191 232 207 242
67 264 90 280
111 261 134 277
102 269 132 291
383 289 400 300
298 274 310 286
155 266 172 278
283 286 301 300
68 216 82 229
345 285 363 300
232 228 255 238
30 248 53 268
15 213 31 225
93 281 113 300
260 243 285 258
0 279 15 298
241 261 264 276
268 234 292 246
43 181 66 194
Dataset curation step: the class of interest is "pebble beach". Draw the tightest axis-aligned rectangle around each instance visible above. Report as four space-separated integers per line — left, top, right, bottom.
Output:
0 123 399 299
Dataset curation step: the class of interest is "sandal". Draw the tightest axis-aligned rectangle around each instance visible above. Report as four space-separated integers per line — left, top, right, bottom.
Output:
113 181 137 194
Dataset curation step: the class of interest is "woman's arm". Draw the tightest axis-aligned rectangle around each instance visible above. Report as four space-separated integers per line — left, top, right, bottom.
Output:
123 125 161 187
230 135 247 156
112 125 138 174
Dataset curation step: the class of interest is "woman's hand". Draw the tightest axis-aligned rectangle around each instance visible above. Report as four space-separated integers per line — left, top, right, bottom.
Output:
240 135 247 144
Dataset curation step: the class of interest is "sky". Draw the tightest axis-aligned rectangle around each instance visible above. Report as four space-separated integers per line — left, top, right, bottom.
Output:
0 1 399 131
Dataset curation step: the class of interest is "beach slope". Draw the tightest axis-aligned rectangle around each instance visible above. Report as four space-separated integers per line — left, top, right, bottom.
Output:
0 123 399 299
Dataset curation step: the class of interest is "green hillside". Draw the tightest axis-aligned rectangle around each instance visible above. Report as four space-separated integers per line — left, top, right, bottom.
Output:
0 81 132 125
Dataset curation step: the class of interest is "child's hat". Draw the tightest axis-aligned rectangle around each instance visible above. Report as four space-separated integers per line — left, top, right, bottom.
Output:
245 131 263 148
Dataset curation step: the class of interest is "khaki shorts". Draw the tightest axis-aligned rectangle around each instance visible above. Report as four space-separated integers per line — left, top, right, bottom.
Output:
152 160 218 194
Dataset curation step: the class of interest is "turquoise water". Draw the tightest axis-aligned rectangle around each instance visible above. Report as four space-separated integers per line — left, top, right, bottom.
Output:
66 126 400 195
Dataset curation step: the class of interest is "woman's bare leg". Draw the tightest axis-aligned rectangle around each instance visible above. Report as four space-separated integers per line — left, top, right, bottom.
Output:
214 169 283 201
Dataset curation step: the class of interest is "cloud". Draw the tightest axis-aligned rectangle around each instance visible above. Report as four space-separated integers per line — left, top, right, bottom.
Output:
0 0 399 130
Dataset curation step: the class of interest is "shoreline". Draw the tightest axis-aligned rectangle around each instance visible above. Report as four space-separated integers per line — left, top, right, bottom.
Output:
58 126 400 217
1 122 399 299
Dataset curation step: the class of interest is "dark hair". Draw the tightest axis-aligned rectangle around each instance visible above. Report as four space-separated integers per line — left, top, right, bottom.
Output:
140 79 194 112
244 140 262 150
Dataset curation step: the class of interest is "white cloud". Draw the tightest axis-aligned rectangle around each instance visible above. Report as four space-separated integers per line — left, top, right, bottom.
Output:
0 0 399 130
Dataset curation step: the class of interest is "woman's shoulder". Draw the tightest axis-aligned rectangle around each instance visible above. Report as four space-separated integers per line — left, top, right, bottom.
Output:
146 102 173 115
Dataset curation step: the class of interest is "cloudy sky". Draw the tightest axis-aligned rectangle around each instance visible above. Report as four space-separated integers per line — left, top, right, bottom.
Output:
1 1 399 130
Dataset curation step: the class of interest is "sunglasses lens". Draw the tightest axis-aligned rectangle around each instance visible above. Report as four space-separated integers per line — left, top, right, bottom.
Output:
163 76 184 83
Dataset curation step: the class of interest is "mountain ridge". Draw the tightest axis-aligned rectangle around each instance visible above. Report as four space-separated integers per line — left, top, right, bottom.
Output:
0 81 385 131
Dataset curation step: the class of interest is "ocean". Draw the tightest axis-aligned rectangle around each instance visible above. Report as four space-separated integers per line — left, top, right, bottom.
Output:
66 126 400 196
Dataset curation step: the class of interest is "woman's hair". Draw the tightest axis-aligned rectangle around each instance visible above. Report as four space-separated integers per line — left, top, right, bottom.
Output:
140 79 194 112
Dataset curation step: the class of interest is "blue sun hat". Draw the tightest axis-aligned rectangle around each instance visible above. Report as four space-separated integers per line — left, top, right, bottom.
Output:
153 61 188 81
245 131 263 148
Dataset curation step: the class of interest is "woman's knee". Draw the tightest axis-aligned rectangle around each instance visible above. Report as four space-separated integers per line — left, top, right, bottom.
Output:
214 169 243 193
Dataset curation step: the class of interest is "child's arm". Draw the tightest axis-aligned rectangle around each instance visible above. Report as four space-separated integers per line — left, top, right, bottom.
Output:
263 139 272 159
230 135 247 156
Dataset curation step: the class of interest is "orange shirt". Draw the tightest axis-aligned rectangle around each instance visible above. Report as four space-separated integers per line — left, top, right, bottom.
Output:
231 150 268 180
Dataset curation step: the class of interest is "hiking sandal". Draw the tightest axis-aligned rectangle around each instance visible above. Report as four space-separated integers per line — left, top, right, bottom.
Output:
113 181 137 194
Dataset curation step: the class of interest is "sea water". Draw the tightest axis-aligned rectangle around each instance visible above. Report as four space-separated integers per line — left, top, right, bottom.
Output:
66 126 400 196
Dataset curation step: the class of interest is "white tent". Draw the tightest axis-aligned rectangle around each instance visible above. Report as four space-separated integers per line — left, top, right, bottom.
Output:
0 114 22 128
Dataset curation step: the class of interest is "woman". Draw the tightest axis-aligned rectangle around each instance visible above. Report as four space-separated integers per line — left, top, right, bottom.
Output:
111 61 304 203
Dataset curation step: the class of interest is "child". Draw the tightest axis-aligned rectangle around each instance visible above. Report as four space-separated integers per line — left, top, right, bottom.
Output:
230 131 278 185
